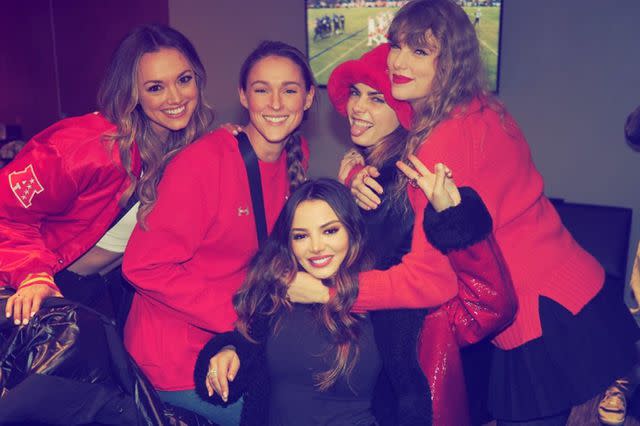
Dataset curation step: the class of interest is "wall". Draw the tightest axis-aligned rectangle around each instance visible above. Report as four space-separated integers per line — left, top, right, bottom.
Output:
168 0 640 288
0 1 59 139
0 0 168 139
498 0 640 292
52 0 169 117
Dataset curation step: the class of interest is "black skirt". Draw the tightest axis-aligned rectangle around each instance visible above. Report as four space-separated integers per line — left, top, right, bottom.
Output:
488 276 640 421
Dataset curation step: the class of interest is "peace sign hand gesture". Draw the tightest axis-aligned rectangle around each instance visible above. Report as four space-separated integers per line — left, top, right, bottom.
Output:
396 155 461 213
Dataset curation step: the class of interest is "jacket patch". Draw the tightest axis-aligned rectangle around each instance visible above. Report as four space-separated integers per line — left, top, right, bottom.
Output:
9 164 44 208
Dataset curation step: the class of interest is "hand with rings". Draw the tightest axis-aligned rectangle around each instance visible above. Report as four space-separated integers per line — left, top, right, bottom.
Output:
396 155 461 213
205 345 240 402
338 149 365 184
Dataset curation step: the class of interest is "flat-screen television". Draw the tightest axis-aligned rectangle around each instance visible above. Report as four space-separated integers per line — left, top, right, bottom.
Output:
306 0 502 92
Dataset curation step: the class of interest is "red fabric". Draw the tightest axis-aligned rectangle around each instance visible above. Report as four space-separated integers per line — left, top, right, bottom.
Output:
344 163 365 188
355 98 603 350
327 43 413 130
123 129 309 391
0 113 140 290
420 234 517 426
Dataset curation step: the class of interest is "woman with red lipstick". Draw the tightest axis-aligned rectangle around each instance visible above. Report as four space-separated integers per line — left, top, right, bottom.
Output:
122 40 315 424
328 44 515 426
291 1 640 425
1 24 211 325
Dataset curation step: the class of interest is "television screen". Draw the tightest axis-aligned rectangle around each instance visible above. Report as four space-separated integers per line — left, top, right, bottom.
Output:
306 1 502 92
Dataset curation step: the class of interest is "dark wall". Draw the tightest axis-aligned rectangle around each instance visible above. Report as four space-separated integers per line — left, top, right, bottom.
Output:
53 0 169 117
0 1 59 140
0 0 169 140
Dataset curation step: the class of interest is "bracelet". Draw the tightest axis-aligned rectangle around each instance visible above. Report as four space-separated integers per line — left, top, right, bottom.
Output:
18 273 59 292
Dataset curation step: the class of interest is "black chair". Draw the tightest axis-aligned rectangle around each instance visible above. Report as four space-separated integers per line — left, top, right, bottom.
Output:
549 198 632 286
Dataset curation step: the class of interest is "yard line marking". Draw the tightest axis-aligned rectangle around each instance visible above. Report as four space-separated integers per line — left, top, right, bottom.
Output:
479 37 498 56
310 28 365 61
314 37 369 79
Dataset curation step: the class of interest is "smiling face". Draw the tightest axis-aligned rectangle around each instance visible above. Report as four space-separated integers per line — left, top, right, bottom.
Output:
387 34 439 104
346 82 400 148
239 55 315 148
136 48 198 140
290 199 350 280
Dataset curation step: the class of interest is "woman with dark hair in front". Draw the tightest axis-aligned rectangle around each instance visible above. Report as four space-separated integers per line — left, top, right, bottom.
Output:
0 24 212 424
193 170 510 425
122 40 315 424
292 1 640 425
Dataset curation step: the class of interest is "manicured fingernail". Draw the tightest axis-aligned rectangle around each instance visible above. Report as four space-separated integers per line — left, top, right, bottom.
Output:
22 318 28 325
208 390 213 397
229 374 235 381
223 391 228 400
31 311 36 317
5 312 9 318
14 319 20 325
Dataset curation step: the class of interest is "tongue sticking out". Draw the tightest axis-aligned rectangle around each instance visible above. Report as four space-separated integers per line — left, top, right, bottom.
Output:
351 123 370 137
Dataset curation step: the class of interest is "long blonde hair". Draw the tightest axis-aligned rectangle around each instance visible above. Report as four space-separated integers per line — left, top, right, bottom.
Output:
97 25 213 226
387 0 502 200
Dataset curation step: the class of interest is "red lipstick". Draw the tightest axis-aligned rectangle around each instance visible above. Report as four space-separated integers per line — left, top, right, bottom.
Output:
392 74 413 84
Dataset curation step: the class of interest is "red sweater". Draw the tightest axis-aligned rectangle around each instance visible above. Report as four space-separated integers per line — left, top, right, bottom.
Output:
355 98 603 350
123 129 309 390
0 113 140 290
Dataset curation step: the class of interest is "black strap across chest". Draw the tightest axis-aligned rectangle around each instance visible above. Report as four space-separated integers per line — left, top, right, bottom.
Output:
236 131 268 248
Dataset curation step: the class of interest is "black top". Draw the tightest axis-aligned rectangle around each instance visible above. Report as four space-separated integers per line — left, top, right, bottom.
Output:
360 158 414 270
267 305 381 426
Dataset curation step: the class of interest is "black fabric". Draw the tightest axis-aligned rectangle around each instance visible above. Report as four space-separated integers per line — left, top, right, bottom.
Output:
195 313 272 426
266 305 381 426
104 266 135 337
423 186 493 254
362 159 432 426
55 269 115 320
236 131 268 248
361 160 414 270
488 276 640 421
0 291 214 426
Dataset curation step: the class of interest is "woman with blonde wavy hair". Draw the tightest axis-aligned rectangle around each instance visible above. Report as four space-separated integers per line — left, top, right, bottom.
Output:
1 24 211 327
122 40 315 424
290 1 640 425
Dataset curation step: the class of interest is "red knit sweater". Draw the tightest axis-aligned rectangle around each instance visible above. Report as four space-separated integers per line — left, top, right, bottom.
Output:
123 129 309 390
355 98 603 350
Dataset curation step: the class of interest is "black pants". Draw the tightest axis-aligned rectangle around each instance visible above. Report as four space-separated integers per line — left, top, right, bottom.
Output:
55 268 135 335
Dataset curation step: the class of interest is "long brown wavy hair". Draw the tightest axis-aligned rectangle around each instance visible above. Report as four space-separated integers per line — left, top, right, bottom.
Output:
97 25 213 226
234 179 369 391
387 0 503 201
239 41 317 193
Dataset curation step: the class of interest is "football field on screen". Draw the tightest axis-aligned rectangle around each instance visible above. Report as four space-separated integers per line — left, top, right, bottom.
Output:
307 5 500 91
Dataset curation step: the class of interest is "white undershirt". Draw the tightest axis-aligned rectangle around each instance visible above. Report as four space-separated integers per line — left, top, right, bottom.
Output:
95 202 140 253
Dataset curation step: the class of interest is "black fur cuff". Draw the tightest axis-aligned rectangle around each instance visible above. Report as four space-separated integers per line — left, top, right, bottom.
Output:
194 331 253 405
423 187 493 254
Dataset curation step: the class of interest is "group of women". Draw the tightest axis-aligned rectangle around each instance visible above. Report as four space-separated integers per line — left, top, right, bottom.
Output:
1 1 638 425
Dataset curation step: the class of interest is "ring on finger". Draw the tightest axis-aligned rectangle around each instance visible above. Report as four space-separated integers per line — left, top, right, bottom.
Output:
410 177 420 188
207 368 218 378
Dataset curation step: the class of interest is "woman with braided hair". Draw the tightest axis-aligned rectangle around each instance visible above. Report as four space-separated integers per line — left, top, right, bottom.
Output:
122 40 315 424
